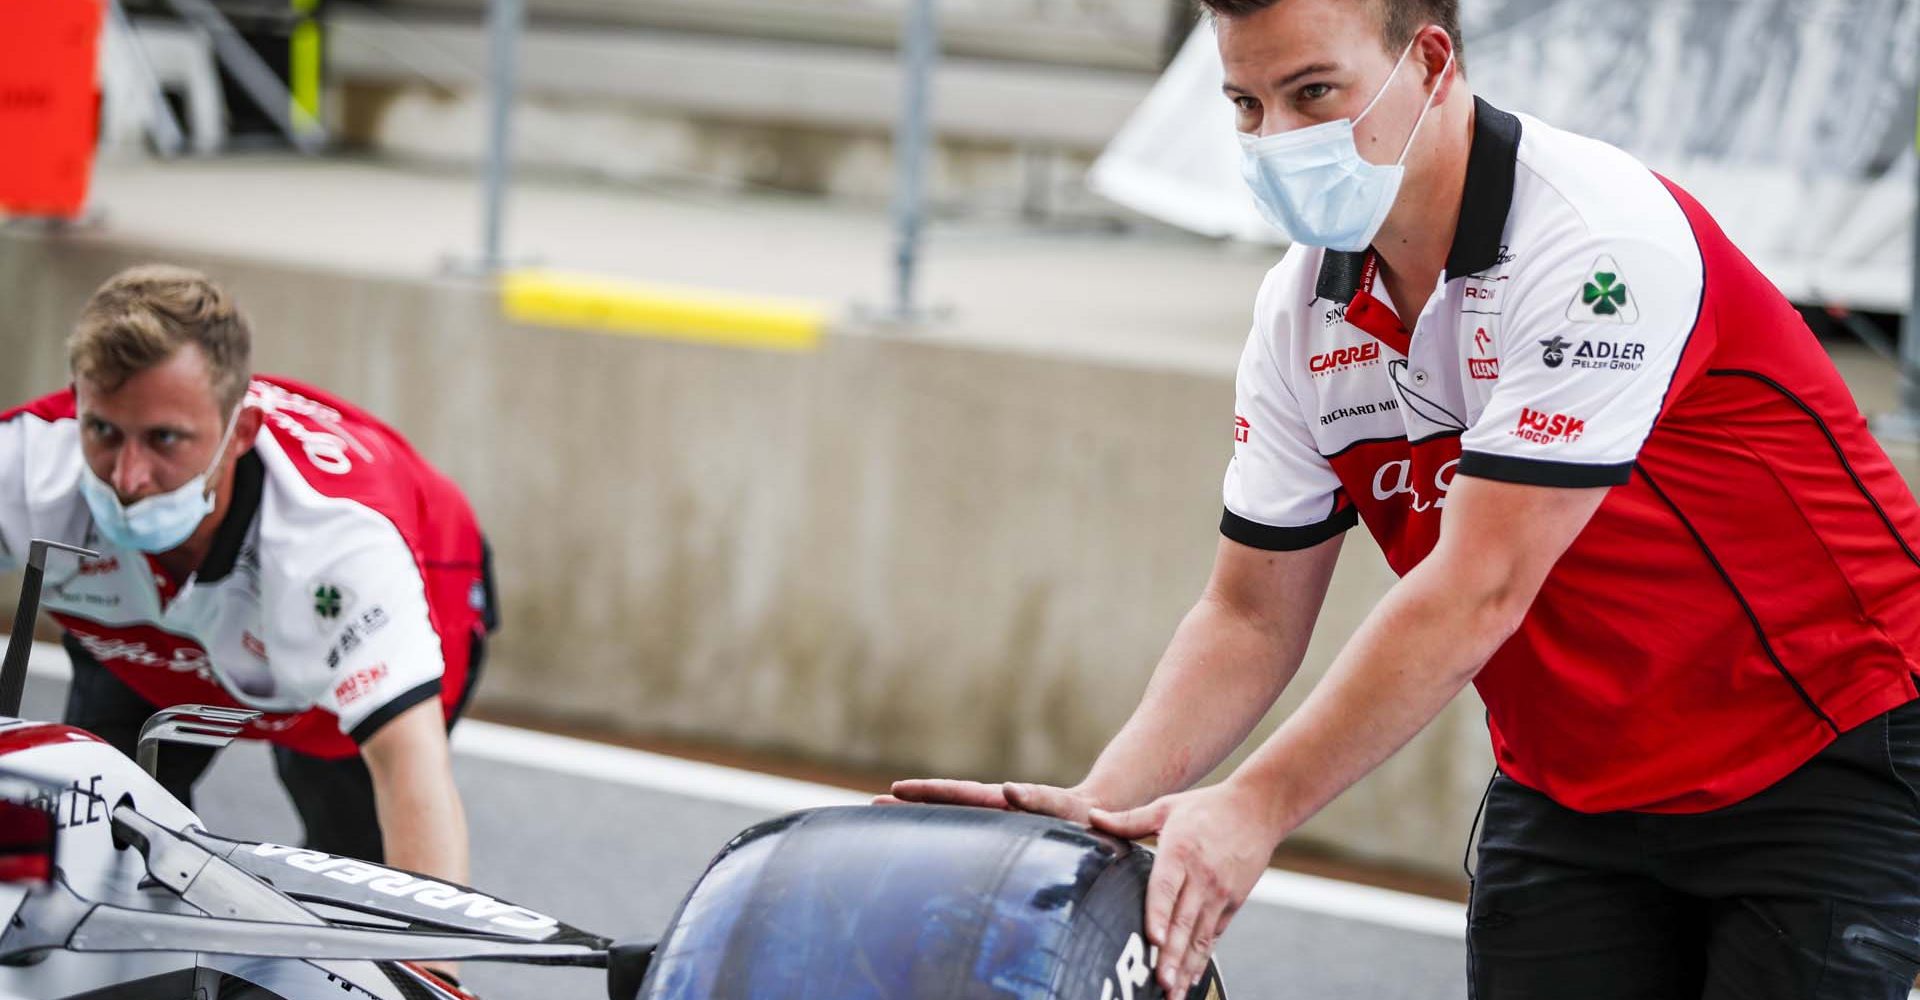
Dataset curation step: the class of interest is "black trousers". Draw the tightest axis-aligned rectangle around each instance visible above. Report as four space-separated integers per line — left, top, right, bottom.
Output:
62 641 479 865
1468 698 1920 999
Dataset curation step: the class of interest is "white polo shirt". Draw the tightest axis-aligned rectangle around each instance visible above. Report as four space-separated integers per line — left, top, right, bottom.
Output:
1223 98 1920 814
0 378 495 758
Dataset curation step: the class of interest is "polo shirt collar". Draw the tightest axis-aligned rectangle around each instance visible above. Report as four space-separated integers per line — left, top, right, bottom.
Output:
195 449 263 584
1314 95 1523 304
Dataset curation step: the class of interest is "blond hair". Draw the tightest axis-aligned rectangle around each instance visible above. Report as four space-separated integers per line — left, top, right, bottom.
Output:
69 265 253 413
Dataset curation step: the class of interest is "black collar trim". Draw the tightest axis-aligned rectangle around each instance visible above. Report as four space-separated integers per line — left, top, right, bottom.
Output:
1315 250 1372 307
196 450 263 584
1446 97 1523 280
1313 96 1524 302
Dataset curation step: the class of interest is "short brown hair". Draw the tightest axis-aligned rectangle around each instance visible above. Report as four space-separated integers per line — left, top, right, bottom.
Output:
69 265 253 413
1197 0 1464 69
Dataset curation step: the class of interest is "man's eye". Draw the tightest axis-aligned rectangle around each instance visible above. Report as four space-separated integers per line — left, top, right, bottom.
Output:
1232 95 1259 114
149 430 181 449
1300 83 1332 101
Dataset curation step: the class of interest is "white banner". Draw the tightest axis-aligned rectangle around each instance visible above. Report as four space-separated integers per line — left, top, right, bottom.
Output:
1091 0 1920 312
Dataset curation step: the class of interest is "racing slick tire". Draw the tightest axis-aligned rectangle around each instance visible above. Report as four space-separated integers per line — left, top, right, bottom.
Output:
633 805 1225 1000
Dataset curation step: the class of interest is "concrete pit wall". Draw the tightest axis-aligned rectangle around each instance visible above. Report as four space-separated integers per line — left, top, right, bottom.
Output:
1 231 1500 876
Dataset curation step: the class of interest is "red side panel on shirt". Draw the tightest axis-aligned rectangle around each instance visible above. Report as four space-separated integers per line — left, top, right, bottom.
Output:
1327 436 1459 575
0 389 77 425
1477 177 1920 813
249 376 487 754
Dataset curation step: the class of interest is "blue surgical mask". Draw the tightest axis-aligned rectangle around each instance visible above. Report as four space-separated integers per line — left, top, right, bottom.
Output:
80 403 245 554
1238 38 1453 252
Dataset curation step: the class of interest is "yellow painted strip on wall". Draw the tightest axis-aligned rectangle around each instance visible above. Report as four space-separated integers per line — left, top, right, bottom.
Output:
500 269 827 352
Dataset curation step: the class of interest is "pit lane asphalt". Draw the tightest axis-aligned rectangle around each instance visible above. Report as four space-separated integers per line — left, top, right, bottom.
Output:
21 670 1466 1000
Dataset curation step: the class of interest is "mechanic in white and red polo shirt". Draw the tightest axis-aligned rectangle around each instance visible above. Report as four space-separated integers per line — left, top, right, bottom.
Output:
893 0 1920 996
0 266 495 898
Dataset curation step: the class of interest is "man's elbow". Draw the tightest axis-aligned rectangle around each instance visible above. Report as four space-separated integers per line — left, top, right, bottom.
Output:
1473 584 1534 647
1413 556 1538 655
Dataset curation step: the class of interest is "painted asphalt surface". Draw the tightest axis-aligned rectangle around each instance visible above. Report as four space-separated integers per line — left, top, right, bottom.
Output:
20 671 1467 1000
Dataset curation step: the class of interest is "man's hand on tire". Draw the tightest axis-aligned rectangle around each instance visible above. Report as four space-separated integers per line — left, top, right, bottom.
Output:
880 779 1097 825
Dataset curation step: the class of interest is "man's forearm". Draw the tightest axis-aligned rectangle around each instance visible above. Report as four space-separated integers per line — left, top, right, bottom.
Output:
377 771 470 883
1231 558 1522 837
363 701 470 884
366 723 471 982
1080 592 1315 811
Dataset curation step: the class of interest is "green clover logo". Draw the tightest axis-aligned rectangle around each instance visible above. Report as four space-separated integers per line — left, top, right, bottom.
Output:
314 584 344 620
1583 272 1629 316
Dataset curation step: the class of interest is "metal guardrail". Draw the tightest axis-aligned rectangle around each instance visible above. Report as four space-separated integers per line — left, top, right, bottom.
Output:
458 0 941 323
360 0 1170 72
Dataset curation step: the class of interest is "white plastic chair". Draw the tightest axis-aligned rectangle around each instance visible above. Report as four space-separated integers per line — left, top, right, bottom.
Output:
99 18 226 155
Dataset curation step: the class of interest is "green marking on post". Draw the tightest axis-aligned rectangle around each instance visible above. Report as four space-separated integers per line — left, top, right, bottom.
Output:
290 0 321 122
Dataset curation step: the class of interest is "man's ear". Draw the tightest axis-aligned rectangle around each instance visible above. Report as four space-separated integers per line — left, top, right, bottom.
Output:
1418 25 1457 90
232 406 264 457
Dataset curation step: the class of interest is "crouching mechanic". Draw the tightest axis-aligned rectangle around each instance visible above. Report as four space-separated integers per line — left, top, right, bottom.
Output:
0 265 497 893
895 1 1920 997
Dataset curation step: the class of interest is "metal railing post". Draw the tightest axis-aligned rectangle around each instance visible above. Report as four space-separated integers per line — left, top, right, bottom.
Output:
888 0 938 323
479 0 524 275
1875 60 1920 444
1902 135 1920 413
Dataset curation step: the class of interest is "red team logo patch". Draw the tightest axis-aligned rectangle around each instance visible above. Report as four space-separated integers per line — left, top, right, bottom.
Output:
1309 341 1381 377
1469 328 1499 380
1511 407 1587 445
77 556 119 577
1233 415 1251 443
334 663 390 707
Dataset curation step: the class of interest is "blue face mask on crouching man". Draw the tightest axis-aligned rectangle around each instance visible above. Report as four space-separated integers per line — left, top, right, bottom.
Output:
79 401 245 554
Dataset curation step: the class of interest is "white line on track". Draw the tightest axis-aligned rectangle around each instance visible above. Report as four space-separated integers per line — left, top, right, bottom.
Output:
23 641 1466 938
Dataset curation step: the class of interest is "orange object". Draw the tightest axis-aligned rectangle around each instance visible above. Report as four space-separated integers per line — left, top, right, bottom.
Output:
0 0 104 218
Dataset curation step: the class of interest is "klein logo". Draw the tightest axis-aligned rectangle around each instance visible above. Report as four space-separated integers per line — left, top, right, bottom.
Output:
1233 415 1251 444
1309 341 1381 377
1468 358 1500 381
1512 407 1587 445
